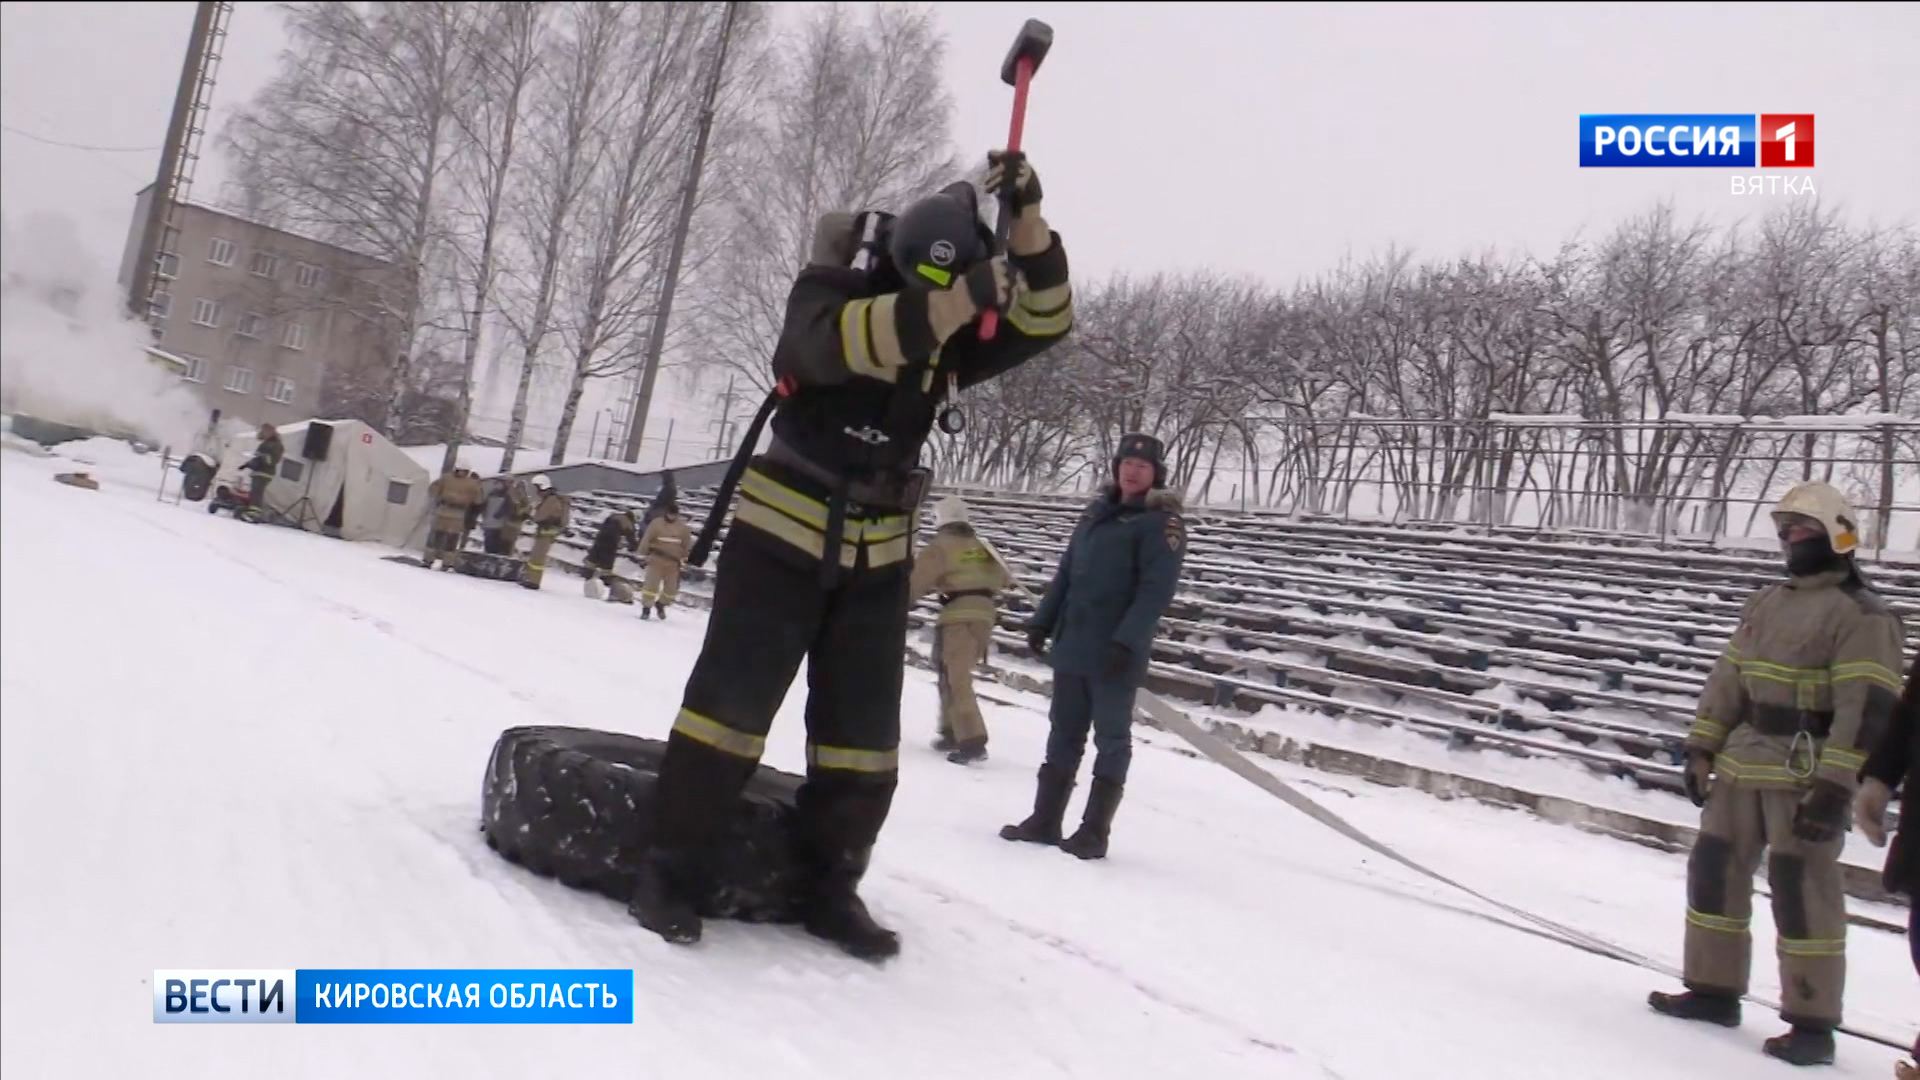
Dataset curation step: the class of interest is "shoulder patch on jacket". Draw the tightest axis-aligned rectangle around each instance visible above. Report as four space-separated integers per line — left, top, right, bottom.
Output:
1164 516 1186 553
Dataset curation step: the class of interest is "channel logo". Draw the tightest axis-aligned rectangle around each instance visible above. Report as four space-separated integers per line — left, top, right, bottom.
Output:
1578 114 1814 168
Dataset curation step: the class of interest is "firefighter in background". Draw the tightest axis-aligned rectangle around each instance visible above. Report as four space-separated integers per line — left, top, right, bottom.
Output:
909 495 1012 765
638 497 694 621
422 461 485 570
518 475 571 589
1649 481 1905 1067
239 423 284 522
627 150 1074 961
481 477 531 556
583 509 640 603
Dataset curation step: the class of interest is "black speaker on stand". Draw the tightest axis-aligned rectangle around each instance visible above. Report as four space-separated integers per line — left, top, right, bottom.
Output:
283 421 334 531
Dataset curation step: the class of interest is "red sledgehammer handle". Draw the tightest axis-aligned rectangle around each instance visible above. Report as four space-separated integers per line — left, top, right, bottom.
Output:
979 19 1052 342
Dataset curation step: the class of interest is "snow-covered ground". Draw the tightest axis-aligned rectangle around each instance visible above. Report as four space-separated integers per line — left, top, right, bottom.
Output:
2 443 1914 1080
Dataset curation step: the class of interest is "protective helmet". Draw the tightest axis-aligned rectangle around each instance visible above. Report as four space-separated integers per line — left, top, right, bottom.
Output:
1771 481 1860 555
932 495 969 528
532 474 553 492
887 181 993 289
1112 432 1167 488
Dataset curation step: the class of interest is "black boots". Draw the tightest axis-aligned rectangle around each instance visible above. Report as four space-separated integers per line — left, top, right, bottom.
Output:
1000 763 1076 845
1761 1026 1836 1067
946 738 988 766
628 848 704 944
628 733 755 948
1647 988 1742 1027
795 775 900 963
1061 777 1124 860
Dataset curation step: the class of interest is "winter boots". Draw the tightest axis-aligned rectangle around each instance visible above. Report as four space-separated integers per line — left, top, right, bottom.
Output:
1060 777 1124 860
946 738 988 766
1000 763 1076 846
1649 989 1840 1067
1647 988 1741 1027
628 848 704 945
627 733 756 948
1760 1026 1836 1067
794 775 900 963
641 602 667 620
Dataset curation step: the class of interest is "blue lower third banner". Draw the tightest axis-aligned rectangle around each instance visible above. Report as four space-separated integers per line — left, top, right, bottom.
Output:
153 969 635 1024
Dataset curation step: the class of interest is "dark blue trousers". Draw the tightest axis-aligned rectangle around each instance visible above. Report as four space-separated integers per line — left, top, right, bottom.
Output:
1044 672 1138 783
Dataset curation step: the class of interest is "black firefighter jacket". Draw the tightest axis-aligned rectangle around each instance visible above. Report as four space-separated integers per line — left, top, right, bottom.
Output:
585 513 638 571
1865 654 1920 897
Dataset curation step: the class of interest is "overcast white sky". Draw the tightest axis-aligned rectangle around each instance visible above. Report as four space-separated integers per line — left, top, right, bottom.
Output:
5 1 1917 288
3 1 1917 459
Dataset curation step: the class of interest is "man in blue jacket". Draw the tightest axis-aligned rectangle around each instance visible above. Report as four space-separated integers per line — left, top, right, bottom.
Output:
1001 433 1186 859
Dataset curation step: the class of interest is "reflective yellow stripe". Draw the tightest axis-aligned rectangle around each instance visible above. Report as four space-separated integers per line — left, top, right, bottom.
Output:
1686 908 1751 934
1713 754 1818 786
1830 660 1901 691
1006 281 1073 336
838 297 905 382
734 500 910 570
1777 936 1847 958
1818 746 1867 771
1689 717 1727 742
806 743 899 773
671 708 766 761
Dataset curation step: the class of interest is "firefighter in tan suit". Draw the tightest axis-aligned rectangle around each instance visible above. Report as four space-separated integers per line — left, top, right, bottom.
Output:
518 475 572 590
910 496 1013 765
638 499 694 621
1649 482 1906 1067
422 461 485 570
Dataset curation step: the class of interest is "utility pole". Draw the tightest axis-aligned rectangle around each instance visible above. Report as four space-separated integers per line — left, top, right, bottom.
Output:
127 1 231 326
621 0 741 463
711 375 737 457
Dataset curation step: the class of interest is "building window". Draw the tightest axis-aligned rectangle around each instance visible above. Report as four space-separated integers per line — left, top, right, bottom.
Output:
156 252 180 279
386 480 411 505
208 237 236 266
182 355 209 383
281 322 309 351
266 376 296 404
148 292 172 320
236 312 265 339
191 298 221 327
223 367 254 395
295 262 326 289
249 251 280 279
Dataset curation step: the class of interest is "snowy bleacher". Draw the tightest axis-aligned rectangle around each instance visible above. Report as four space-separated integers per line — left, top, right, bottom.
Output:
550 481 1920 796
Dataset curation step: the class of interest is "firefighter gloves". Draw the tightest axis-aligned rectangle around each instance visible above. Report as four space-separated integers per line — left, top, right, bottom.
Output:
927 256 1016 343
985 150 1041 212
1682 750 1713 808
1791 779 1852 843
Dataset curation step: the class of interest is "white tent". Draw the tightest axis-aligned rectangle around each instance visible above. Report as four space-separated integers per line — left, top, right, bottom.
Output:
221 418 433 548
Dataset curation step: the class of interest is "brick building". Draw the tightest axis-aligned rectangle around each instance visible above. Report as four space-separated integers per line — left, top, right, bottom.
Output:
116 186 395 428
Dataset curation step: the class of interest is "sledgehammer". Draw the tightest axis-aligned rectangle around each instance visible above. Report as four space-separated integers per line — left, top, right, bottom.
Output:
978 18 1054 342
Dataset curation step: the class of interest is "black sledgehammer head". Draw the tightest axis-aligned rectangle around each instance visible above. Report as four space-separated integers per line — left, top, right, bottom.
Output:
1000 19 1053 86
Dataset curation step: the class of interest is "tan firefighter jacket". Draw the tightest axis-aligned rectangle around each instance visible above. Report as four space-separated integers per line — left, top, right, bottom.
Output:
428 471 485 528
531 491 571 535
911 524 1012 627
640 514 694 565
1685 566 1906 793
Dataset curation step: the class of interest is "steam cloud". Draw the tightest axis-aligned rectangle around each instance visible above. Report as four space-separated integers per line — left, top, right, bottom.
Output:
1 211 213 450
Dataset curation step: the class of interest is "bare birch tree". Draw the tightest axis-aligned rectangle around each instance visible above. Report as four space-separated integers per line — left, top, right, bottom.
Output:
223 1 471 439
436 1 545 474
691 1 962 394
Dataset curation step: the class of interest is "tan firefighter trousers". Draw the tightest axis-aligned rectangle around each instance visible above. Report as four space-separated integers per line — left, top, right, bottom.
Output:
1683 777 1848 1027
641 555 682 607
521 527 561 589
935 620 993 746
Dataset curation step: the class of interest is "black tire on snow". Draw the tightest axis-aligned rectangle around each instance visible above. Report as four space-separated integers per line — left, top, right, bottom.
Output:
481 726 809 924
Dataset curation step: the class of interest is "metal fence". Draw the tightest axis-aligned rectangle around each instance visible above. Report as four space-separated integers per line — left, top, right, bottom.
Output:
1197 417 1920 553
